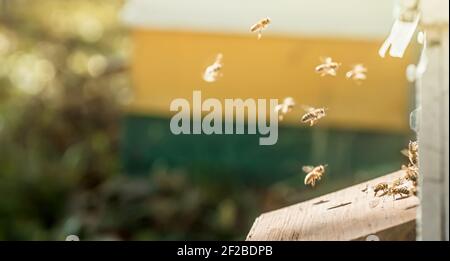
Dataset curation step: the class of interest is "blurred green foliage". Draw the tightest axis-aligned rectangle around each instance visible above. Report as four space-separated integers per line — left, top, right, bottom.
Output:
0 0 127 240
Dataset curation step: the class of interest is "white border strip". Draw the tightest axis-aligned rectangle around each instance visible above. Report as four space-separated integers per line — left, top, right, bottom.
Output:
121 0 396 39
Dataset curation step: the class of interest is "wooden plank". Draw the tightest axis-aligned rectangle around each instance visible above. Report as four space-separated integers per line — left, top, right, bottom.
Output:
246 170 419 241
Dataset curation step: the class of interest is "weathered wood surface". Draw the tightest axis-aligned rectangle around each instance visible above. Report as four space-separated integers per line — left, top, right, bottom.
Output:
246 170 419 241
417 0 449 241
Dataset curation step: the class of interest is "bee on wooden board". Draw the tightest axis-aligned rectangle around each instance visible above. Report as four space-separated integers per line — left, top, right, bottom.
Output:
402 164 418 186
315 57 341 77
401 140 419 166
346 64 368 83
250 17 271 40
387 186 411 200
373 182 389 197
301 106 327 126
202 53 223 83
409 186 418 196
275 97 295 121
303 165 327 187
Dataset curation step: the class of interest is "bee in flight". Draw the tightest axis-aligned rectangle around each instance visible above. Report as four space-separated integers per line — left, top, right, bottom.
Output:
202 53 223 83
401 140 419 166
302 165 327 187
275 97 295 121
250 17 271 40
315 57 341 77
301 105 327 126
346 64 368 83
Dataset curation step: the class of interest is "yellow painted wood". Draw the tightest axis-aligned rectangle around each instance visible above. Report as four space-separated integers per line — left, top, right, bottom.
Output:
128 29 414 133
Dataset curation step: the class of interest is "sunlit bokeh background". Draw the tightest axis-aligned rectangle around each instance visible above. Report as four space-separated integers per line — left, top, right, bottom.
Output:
0 0 417 240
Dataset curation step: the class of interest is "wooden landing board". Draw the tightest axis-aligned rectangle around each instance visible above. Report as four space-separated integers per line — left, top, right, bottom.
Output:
246 170 419 241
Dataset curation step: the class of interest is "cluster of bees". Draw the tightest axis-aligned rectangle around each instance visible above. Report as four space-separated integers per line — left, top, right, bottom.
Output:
372 141 419 200
202 18 414 191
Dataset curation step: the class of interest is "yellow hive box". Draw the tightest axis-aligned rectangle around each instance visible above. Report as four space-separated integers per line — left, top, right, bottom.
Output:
123 0 415 133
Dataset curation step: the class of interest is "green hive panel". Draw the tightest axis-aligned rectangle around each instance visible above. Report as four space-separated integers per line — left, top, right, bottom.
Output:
121 114 409 186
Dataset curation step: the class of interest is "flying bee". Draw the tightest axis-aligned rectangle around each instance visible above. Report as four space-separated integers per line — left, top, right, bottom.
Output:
401 140 419 166
402 164 418 186
303 165 327 187
387 186 411 200
250 17 271 40
301 106 327 126
346 64 368 83
275 97 295 121
202 53 223 83
373 182 389 197
315 57 341 77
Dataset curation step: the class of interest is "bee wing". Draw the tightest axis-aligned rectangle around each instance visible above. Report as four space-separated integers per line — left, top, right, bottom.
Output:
284 97 295 107
304 173 312 185
274 104 284 113
302 166 314 173
345 70 354 79
352 64 365 71
250 23 261 32
202 66 215 82
301 105 315 112
315 64 325 72
319 56 331 63
215 53 223 63
354 73 367 80
400 149 409 157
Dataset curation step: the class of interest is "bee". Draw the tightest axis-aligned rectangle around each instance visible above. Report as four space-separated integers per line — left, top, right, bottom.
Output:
302 165 327 187
401 140 419 166
402 164 418 186
391 177 405 188
202 53 223 83
315 57 341 77
387 186 411 200
275 97 295 121
301 106 327 126
346 64 368 82
250 17 271 40
409 186 418 196
373 182 389 197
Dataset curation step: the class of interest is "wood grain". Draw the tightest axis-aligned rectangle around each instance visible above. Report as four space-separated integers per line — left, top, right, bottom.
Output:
246 170 419 241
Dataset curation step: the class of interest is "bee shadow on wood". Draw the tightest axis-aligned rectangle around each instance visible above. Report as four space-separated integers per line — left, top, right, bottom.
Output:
327 202 352 210
394 195 411 201
313 199 330 206
404 204 419 210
